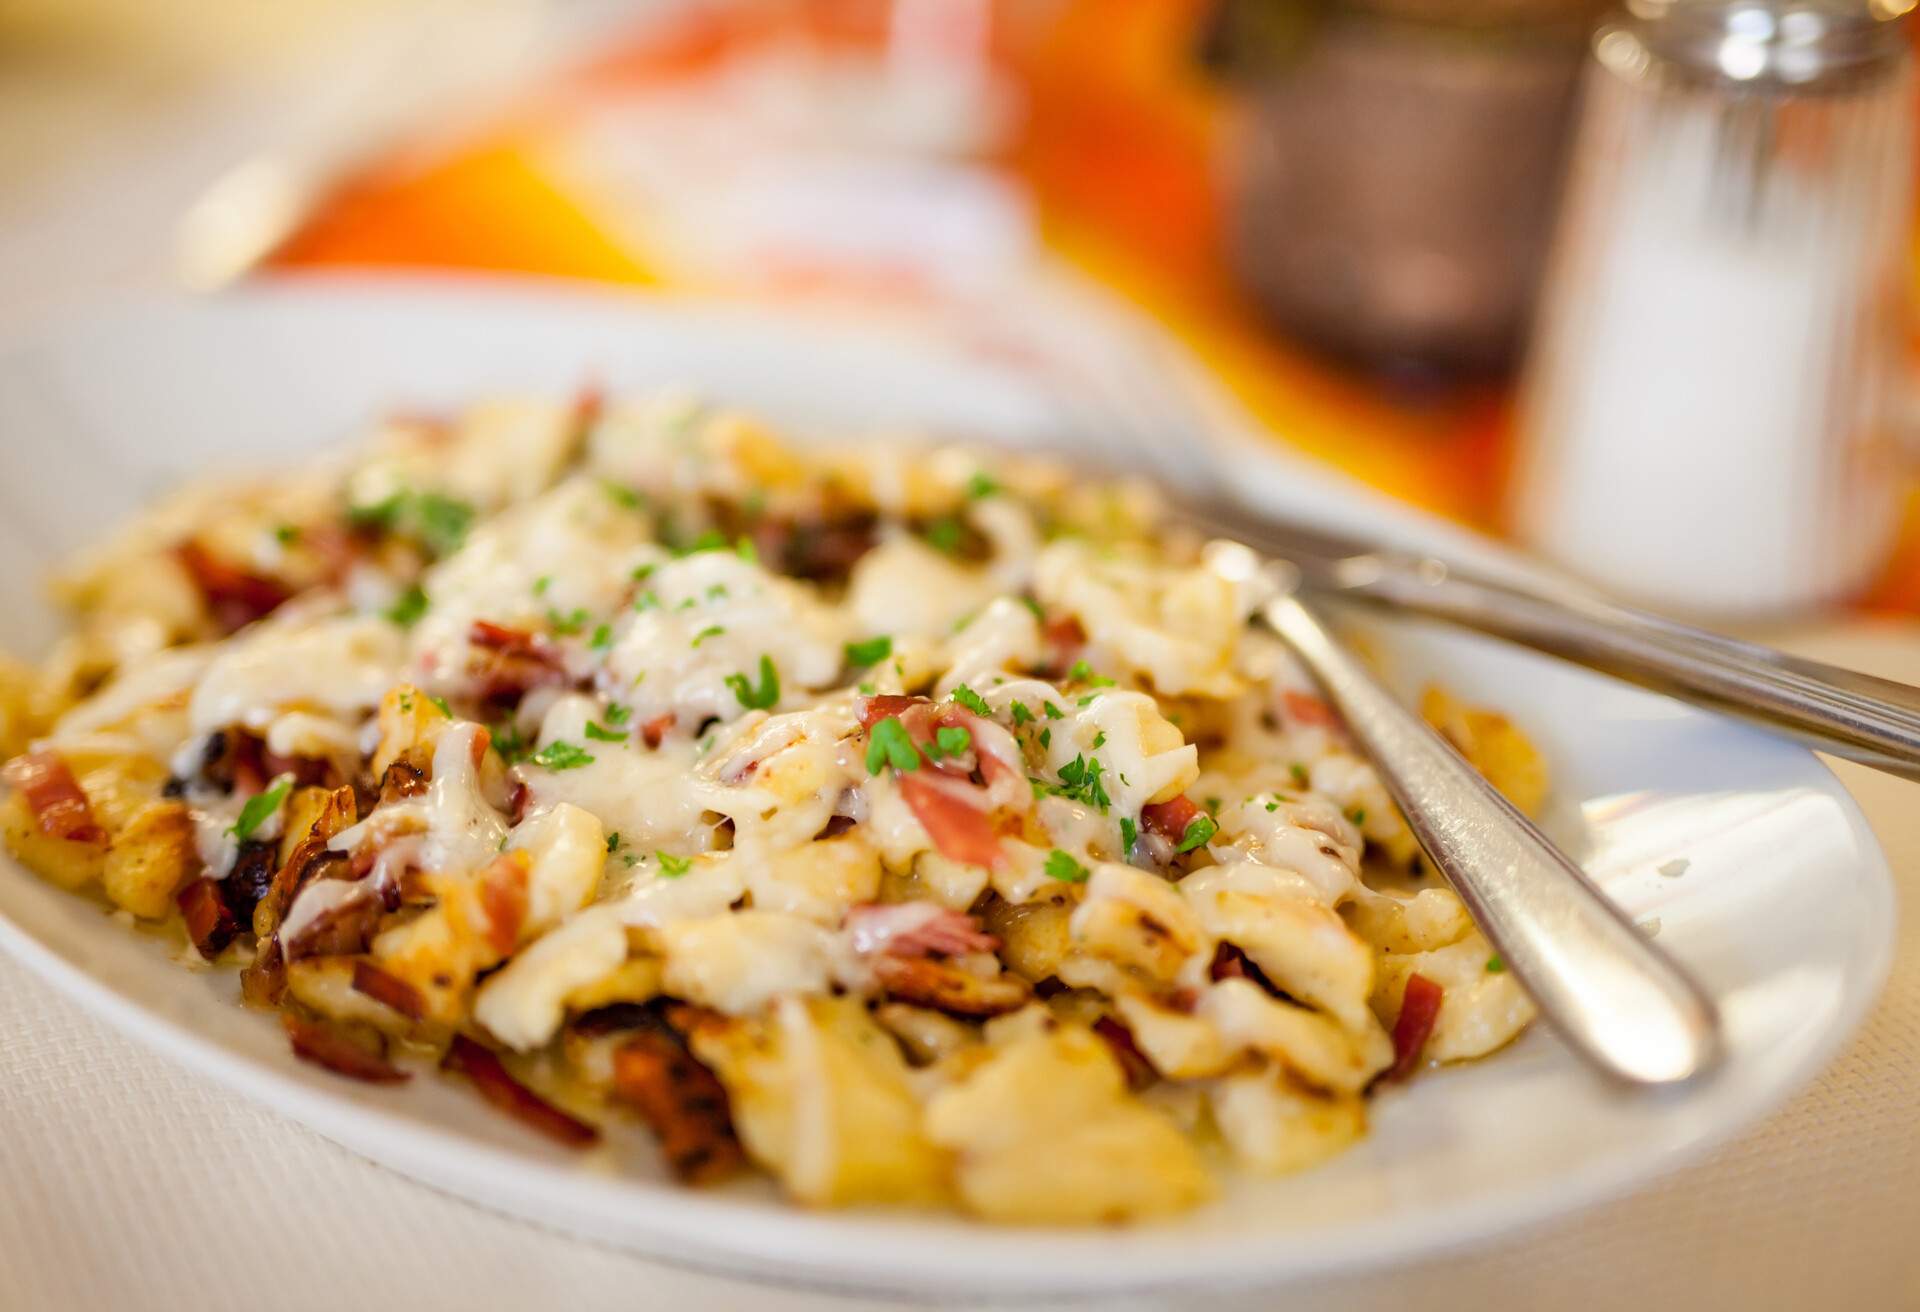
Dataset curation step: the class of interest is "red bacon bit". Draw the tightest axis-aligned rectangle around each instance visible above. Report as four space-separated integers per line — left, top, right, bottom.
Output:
1092 1015 1155 1090
1389 973 1445 1081
1141 795 1204 843
3 752 106 844
898 774 1005 870
351 959 427 1020
469 620 540 653
177 878 241 958
177 540 292 632
505 779 532 826
283 1012 409 1084
1208 941 1249 982
445 1035 599 1147
1039 613 1087 675
858 694 928 729
1283 689 1340 729
844 902 999 958
478 851 530 956
259 748 333 788
640 713 675 749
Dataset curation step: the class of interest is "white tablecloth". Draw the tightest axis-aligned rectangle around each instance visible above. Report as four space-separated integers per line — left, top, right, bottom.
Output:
1 624 1916 1312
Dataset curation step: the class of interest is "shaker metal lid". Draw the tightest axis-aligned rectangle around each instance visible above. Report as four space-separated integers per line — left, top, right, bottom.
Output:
1611 0 1909 87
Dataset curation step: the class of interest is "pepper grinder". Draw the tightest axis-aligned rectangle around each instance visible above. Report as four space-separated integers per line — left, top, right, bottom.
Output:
1512 0 1916 618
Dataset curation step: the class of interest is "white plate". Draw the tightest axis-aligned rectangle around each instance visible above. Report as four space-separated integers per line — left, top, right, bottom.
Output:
0 279 1893 1298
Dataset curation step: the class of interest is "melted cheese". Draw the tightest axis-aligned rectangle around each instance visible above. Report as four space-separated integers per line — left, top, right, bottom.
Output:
190 613 402 735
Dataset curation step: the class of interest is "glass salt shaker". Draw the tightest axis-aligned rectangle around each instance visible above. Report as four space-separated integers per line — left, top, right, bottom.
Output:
1512 0 1915 617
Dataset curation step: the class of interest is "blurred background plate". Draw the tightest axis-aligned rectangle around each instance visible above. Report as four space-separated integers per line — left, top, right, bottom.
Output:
0 281 1893 1297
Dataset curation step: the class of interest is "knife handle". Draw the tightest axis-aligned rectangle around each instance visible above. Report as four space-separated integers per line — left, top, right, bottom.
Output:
1338 561 1920 781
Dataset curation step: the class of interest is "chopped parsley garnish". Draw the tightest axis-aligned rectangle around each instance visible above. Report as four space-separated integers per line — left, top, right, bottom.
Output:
588 623 613 650
1204 796 1222 815
949 684 991 717
348 489 473 557
547 607 590 636
533 575 553 596
273 523 300 545
583 721 627 742
724 655 781 711
1044 850 1090 883
845 635 893 668
706 584 729 600
634 591 660 612
735 536 759 563
1066 659 1115 688
601 479 642 509
1174 814 1217 854
1120 815 1138 854
1265 799 1280 812
229 774 294 841
631 563 656 583
690 624 726 647
925 517 962 556
1054 754 1112 812
427 693 451 717
1018 595 1044 620
1347 807 1367 826
865 716 921 774
1009 701 1033 726
1290 762 1310 788
933 725 972 757
1091 731 1107 749
678 528 729 556
606 832 621 852
603 702 631 726
491 723 531 764
384 584 429 628
1038 727 1051 749
530 740 594 771
1486 954 1506 974
1042 701 1064 720
965 471 1000 499
656 851 693 877
856 681 876 695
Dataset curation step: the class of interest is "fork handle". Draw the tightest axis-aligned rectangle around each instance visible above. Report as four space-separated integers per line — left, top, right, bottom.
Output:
1328 561 1920 781
1262 593 1722 1087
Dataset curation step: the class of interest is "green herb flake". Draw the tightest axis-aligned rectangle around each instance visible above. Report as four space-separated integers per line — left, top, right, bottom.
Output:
691 624 726 648
603 702 631 726
1347 807 1367 826
1175 815 1217 854
1042 701 1064 720
735 536 759 563
1039 727 1052 749
724 655 781 711
584 721 627 742
1091 731 1107 749
845 635 893 668
1486 954 1506 974
427 694 452 717
1120 816 1138 854
679 528 728 556
1018 595 1044 620
934 725 972 756
1289 762 1310 788
601 480 642 509
533 575 553 596
1265 799 1280 812
1043 849 1091 883
384 584 429 628
606 831 622 853
273 523 300 545
631 563 657 584
925 517 962 556
865 716 922 774
1009 701 1033 726
412 492 475 557
530 740 594 771
229 774 294 841
949 684 991 717
547 607 590 636
965 471 1001 499
656 851 693 877
634 591 661 612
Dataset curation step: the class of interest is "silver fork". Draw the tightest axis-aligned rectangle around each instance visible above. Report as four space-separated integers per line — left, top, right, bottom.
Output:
1043 333 1721 1086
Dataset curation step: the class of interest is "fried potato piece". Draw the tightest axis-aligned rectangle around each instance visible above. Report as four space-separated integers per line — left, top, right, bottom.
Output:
1208 1068 1365 1174
923 1018 1210 1224
981 898 1072 985
871 955 1031 1018
1421 685 1549 818
1 792 104 891
102 799 196 918
612 1027 746 1184
687 996 948 1208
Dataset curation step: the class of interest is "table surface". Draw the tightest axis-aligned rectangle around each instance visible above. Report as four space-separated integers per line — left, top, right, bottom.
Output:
1 620 1914 1312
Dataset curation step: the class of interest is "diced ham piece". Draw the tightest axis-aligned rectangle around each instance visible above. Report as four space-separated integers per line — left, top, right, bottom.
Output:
1283 689 1340 729
1389 972 1445 1081
844 902 998 959
898 774 1005 871
478 851 530 956
177 878 241 958
177 539 291 632
3 752 105 844
1141 795 1205 844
